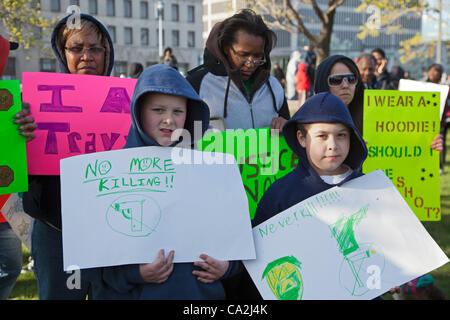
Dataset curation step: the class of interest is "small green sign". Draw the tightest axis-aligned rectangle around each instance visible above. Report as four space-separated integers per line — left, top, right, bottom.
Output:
198 128 298 219
0 80 28 195
362 90 440 221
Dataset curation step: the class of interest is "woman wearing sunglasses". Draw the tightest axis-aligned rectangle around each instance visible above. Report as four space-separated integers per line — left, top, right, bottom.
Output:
314 55 443 152
314 55 365 134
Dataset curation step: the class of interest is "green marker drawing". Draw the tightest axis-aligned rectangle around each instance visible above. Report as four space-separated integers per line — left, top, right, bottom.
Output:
329 204 368 256
113 200 146 232
329 204 385 296
106 194 161 237
262 256 304 300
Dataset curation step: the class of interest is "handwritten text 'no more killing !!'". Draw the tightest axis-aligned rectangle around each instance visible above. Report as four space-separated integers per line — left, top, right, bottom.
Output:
82 156 176 198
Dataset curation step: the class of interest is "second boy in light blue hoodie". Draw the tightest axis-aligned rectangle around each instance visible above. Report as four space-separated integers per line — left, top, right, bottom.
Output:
97 64 241 299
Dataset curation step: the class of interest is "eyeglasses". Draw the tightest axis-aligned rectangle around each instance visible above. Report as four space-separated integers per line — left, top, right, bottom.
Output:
327 73 357 87
64 46 106 56
230 47 266 66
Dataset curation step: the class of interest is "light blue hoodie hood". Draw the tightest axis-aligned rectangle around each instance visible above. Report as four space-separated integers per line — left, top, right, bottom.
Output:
124 64 210 148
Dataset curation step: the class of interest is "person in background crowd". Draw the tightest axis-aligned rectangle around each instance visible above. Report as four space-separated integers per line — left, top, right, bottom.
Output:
425 63 450 174
314 55 365 134
356 53 380 90
371 48 393 89
304 45 316 95
163 47 178 70
389 65 406 90
129 62 144 78
295 59 310 106
285 50 302 100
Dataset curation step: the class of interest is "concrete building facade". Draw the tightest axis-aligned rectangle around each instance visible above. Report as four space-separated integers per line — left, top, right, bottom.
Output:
1 0 204 80
202 0 422 73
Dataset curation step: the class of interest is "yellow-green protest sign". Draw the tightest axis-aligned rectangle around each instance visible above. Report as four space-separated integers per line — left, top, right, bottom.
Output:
197 128 298 219
362 90 440 220
0 80 28 195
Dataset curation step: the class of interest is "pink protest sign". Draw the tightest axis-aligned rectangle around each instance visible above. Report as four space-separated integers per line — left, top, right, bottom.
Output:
22 72 137 175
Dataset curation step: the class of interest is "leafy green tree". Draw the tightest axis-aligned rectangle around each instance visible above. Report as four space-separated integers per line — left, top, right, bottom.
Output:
1 0 56 50
248 0 431 64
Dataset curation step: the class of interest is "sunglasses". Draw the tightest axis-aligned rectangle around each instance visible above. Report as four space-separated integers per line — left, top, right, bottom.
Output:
327 74 357 87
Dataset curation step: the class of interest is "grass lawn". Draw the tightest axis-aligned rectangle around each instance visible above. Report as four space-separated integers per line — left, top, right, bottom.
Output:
7 132 450 300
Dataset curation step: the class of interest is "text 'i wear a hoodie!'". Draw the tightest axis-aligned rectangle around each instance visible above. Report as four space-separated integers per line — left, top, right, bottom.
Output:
22 14 115 230
253 92 368 226
100 64 241 300
186 22 290 130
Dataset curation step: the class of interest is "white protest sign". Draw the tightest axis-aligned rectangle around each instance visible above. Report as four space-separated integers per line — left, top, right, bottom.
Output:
244 170 449 300
399 79 449 119
60 146 256 270
2 193 33 251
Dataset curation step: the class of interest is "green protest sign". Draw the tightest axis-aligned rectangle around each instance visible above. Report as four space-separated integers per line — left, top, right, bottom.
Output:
362 90 440 220
197 128 298 219
0 80 28 195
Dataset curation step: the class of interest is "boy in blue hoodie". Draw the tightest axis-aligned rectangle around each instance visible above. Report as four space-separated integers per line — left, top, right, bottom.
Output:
253 92 368 226
234 92 368 300
98 64 240 299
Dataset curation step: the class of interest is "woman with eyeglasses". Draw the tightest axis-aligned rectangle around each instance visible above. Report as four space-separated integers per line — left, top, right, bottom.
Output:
22 14 116 300
186 9 290 131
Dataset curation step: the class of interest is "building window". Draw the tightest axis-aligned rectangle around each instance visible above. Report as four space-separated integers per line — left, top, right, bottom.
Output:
141 28 149 46
124 27 133 45
107 0 115 16
114 61 127 77
69 0 80 6
187 31 195 47
107 25 116 43
50 0 60 12
124 0 132 18
172 30 179 48
140 1 148 19
1 58 16 80
40 58 56 72
88 0 97 14
171 4 179 22
187 6 195 23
